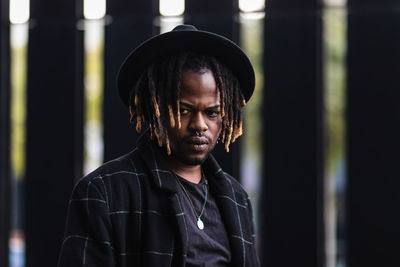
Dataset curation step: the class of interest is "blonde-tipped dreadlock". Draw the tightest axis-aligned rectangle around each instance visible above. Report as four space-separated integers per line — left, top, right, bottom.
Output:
128 51 245 155
168 105 175 128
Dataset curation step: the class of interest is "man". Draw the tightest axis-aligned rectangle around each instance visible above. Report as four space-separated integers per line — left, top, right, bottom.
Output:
58 24 259 267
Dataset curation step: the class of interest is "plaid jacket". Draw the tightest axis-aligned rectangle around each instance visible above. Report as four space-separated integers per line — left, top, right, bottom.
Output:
58 133 259 267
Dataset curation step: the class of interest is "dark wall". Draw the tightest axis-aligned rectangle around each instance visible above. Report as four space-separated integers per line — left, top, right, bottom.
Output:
260 0 400 266
25 0 81 266
261 0 324 266
346 2 400 266
103 0 156 163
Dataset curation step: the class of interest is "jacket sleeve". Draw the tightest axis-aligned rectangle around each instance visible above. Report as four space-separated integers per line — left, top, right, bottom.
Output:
247 197 260 267
57 177 116 267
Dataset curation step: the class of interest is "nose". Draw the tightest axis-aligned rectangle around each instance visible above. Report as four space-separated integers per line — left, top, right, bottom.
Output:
189 111 208 133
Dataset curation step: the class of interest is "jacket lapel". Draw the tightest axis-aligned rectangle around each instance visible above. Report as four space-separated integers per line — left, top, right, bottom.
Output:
136 132 188 266
136 131 178 193
204 155 245 267
167 193 189 267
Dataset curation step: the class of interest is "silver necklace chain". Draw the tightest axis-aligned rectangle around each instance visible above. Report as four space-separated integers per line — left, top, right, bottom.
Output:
174 173 208 230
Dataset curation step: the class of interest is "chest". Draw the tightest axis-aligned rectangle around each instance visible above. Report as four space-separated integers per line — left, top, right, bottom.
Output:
104 173 255 267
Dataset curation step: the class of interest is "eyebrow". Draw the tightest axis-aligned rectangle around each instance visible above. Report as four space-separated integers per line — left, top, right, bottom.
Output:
179 102 221 109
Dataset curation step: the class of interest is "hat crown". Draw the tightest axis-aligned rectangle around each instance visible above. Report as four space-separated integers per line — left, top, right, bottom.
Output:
172 24 198 32
117 24 255 107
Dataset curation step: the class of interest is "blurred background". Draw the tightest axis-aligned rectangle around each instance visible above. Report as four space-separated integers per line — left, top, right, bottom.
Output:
0 0 399 266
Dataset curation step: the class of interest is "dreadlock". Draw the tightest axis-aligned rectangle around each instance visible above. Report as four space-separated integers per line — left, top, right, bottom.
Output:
128 51 246 155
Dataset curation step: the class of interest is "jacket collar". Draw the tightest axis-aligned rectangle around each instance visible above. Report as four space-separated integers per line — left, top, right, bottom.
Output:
136 130 178 194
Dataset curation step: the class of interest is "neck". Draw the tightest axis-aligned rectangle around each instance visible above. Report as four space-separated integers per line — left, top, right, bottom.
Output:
167 160 202 184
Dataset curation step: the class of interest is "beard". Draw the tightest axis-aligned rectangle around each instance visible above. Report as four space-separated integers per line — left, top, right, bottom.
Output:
172 151 210 166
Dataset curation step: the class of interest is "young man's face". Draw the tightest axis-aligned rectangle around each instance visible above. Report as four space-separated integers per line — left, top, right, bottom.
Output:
166 69 222 166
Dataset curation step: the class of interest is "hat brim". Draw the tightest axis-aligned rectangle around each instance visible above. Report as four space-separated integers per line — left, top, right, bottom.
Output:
117 27 255 108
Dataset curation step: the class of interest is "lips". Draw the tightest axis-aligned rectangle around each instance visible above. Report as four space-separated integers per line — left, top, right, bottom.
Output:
187 137 209 152
187 137 209 145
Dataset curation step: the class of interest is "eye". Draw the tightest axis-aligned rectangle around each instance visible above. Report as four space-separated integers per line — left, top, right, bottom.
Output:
180 108 190 115
205 110 220 118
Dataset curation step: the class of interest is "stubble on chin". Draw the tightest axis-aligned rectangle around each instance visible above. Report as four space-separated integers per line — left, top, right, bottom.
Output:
172 152 209 166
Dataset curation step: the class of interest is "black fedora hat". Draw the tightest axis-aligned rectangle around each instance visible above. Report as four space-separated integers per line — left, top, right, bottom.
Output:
117 24 255 108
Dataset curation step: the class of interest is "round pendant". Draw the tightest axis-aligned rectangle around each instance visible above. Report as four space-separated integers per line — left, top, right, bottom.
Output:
197 218 204 230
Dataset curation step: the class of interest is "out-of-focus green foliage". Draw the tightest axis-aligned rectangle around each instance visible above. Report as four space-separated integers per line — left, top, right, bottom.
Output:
10 25 28 181
83 23 105 173
241 15 264 177
323 9 347 178
323 8 347 267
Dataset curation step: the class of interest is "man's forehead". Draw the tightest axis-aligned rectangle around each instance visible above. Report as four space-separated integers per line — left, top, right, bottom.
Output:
179 71 220 100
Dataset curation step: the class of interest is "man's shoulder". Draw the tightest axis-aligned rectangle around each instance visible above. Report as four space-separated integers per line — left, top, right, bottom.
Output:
74 148 145 190
221 171 249 197
89 148 141 175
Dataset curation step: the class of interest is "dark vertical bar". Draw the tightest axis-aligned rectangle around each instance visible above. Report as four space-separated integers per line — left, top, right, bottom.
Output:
74 11 84 182
103 1 157 162
315 8 325 267
25 0 81 266
347 2 400 266
0 0 11 265
186 0 237 14
261 0 324 266
185 0 240 178
107 0 158 17
185 0 238 38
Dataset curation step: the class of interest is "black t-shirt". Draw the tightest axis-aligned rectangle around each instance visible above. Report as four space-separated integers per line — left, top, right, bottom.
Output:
176 174 232 267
